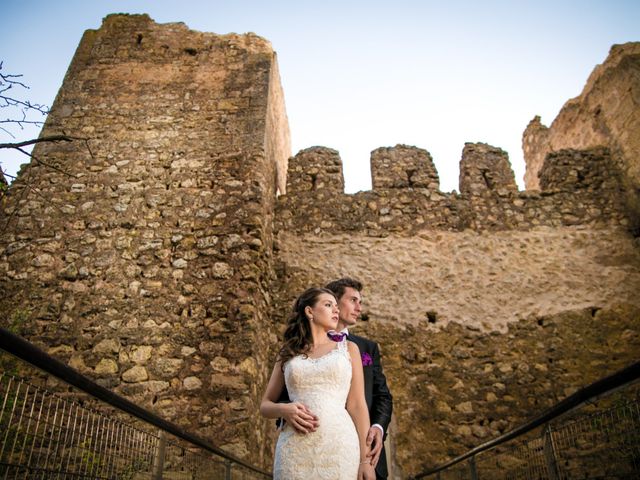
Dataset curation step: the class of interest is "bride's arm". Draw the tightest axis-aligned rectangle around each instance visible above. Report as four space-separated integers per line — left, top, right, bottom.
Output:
346 342 375 479
260 361 319 433
259 360 287 418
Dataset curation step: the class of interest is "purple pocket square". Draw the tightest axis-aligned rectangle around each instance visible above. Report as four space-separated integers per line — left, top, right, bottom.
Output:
361 352 373 366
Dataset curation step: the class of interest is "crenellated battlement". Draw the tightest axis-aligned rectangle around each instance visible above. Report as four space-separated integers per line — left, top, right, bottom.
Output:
371 145 440 191
286 142 524 198
286 146 344 194
459 143 517 197
276 143 628 234
539 146 621 192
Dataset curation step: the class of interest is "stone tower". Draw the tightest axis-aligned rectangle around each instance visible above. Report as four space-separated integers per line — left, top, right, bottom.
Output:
0 14 289 461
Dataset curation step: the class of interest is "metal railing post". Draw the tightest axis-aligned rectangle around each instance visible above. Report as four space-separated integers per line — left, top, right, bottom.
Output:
468 455 478 480
225 458 232 480
151 429 167 480
543 423 560 480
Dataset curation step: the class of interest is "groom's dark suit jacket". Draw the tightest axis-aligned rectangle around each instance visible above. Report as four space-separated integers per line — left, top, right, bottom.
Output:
278 333 393 479
347 333 393 480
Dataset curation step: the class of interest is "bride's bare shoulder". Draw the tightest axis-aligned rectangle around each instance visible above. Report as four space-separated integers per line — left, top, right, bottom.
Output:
346 340 361 355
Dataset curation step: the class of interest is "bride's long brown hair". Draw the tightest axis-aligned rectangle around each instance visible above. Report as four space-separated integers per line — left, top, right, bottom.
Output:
278 287 336 368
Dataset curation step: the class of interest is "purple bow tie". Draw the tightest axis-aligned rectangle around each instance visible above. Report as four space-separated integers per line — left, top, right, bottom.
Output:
327 331 347 342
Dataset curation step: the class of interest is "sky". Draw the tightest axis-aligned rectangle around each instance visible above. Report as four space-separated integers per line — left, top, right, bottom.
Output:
2 0 639 193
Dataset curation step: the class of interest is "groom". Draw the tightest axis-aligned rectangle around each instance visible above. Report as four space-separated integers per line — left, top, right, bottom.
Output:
278 277 393 479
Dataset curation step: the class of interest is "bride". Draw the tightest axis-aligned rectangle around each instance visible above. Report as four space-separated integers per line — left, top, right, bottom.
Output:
260 287 376 480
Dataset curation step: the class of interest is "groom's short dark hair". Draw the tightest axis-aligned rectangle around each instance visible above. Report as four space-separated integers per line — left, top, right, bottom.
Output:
325 277 363 300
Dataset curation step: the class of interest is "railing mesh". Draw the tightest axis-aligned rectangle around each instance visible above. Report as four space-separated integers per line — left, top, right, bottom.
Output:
550 397 640 479
0 367 263 479
421 384 640 480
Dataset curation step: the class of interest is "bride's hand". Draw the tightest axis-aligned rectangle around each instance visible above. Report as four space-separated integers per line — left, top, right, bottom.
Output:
358 461 375 480
282 402 318 434
366 426 383 467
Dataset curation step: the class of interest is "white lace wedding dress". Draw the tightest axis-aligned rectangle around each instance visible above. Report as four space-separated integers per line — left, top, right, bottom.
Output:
273 339 360 479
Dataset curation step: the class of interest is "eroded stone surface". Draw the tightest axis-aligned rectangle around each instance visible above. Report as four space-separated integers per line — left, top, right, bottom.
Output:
276 227 640 331
523 42 640 195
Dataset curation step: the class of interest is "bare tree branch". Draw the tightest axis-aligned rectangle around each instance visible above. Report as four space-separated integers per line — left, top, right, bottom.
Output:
2 134 94 163
0 91 49 116
15 147 75 178
0 62 29 89
0 61 50 135
0 118 47 128
1 168 31 231
0 135 75 149
19 178 68 216
0 164 8 188
81 137 95 160
0 65 95 209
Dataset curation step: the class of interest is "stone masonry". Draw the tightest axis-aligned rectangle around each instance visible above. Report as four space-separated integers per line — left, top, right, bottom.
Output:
1 16 639 478
523 42 640 232
0 13 290 463
274 143 639 476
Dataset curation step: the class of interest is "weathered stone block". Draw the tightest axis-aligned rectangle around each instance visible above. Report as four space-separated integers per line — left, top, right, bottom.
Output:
122 365 149 383
285 147 344 194
459 142 517 197
371 144 439 190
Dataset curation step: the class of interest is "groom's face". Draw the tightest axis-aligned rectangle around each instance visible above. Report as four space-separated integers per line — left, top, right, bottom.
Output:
337 287 362 327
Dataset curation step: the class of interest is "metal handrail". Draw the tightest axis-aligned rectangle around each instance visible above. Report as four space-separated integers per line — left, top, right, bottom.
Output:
0 327 271 478
412 359 640 479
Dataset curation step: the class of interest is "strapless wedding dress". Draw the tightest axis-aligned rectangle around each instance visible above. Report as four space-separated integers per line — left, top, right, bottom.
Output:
273 339 359 479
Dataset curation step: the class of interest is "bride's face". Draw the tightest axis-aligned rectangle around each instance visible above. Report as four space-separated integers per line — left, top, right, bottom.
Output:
307 293 340 331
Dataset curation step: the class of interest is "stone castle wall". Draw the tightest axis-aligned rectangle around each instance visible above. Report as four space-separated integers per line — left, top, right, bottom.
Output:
1 15 639 478
0 14 289 462
274 143 640 476
274 84 640 475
